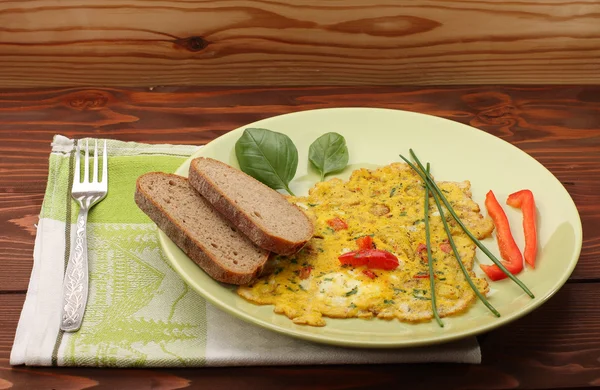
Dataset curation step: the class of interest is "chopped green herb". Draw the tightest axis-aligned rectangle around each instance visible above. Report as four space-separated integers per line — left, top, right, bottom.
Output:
308 203 319 207
393 288 407 294
412 295 431 301
389 187 397 197
345 286 358 296
412 289 430 300
324 278 333 281
442 189 450 193
413 219 425 225
349 303 357 309
384 299 395 305
274 267 284 275
286 286 295 292
299 284 307 291
400 211 407 216
291 259 298 264
325 227 335 234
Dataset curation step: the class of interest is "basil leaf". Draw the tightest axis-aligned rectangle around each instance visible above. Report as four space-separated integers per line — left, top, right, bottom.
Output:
235 128 298 195
308 132 349 181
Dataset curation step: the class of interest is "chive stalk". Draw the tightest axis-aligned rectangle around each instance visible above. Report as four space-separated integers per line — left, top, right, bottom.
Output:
429 177 501 317
424 163 444 327
401 149 534 299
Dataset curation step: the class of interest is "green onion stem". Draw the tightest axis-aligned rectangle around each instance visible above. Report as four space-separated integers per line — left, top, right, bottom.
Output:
424 163 444 327
428 177 501 317
402 149 534 299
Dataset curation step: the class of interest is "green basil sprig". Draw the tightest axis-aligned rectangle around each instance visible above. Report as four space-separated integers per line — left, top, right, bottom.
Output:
308 132 349 181
235 128 298 195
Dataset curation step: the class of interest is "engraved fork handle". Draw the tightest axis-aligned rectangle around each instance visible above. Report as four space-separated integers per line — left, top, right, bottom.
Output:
60 206 90 332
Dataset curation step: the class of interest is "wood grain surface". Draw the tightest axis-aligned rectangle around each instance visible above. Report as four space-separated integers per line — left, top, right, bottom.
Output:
1 1 600 87
1 85 598 291
1 85 599 389
2 284 600 389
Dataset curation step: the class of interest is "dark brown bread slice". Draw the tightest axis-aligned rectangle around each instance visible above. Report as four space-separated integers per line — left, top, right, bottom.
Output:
188 157 314 255
135 172 270 285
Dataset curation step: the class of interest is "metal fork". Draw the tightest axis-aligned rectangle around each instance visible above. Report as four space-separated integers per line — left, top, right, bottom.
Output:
60 139 108 332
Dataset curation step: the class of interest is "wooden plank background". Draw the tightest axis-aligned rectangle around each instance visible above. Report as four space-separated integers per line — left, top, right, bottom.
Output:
1 0 599 87
1 85 600 388
1 85 599 291
2 283 600 388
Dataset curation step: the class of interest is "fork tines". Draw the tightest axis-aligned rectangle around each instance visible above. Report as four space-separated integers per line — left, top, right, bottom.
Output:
74 139 108 185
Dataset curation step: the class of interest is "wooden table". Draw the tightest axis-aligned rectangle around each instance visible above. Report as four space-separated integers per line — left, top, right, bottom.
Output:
1 85 599 389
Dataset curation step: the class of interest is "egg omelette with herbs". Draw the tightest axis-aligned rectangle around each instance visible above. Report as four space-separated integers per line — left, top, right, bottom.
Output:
237 163 494 326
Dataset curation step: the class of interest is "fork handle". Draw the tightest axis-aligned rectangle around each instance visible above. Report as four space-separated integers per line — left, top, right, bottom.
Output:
60 207 90 332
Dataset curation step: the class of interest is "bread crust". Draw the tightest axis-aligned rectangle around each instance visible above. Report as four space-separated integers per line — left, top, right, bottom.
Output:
188 158 313 255
134 173 270 285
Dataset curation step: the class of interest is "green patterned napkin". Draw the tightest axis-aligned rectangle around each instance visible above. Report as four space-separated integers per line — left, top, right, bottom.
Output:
10 135 482 367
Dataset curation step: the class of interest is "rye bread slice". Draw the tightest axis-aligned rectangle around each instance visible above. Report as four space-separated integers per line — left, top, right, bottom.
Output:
135 172 270 285
188 157 314 255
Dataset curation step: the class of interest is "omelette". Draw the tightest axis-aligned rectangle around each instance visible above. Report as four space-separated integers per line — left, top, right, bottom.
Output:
237 163 494 326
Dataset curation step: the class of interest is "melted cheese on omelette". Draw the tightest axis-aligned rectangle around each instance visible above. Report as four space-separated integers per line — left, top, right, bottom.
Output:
237 163 494 326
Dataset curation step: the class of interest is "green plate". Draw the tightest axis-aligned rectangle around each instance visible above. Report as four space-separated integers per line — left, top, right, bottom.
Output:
158 108 582 348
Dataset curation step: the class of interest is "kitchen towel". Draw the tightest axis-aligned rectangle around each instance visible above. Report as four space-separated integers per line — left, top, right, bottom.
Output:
11 135 481 367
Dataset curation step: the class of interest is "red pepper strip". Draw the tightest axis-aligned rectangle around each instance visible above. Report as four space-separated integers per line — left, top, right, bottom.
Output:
362 269 377 279
480 190 524 281
439 240 452 254
413 274 436 279
507 190 538 269
416 243 428 262
339 249 399 270
299 266 312 280
356 235 374 250
327 217 348 231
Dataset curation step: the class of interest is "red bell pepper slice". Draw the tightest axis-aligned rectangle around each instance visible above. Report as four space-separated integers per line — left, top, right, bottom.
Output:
356 235 374 250
339 249 399 270
416 243 428 262
362 269 377 279
507 190 538 269
299 266 312 280
327 217 348 231
413 274 436 279
439 240 452 254
480 190 524 281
